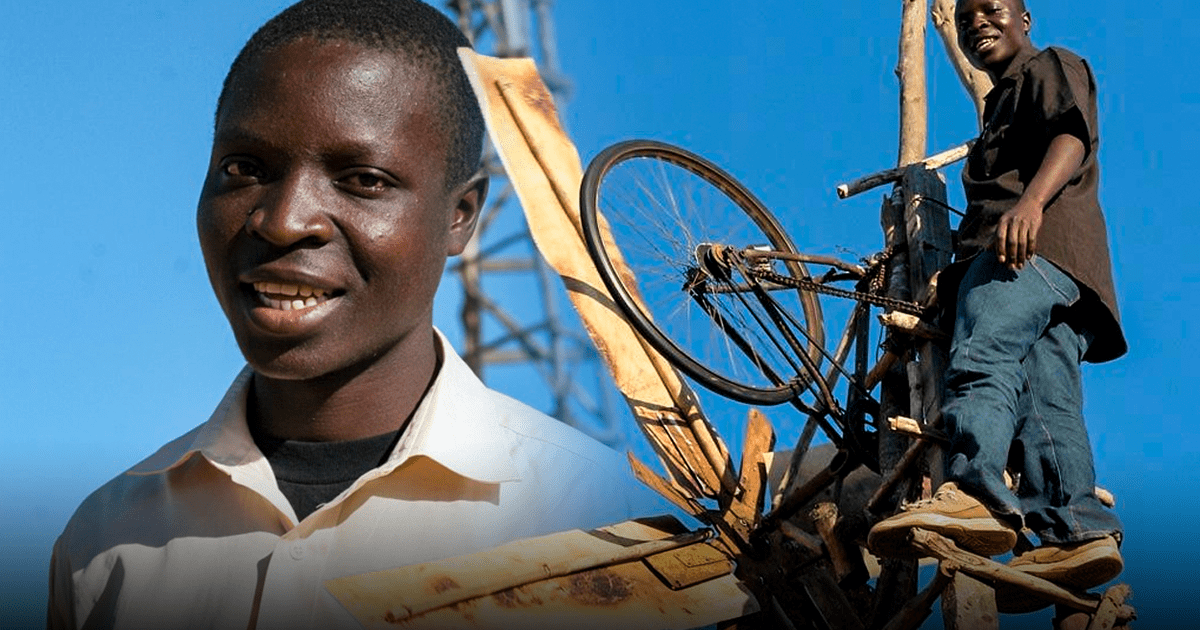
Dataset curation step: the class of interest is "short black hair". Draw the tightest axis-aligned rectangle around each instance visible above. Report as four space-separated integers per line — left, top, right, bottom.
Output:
957 0 1028 13
216 0 484 189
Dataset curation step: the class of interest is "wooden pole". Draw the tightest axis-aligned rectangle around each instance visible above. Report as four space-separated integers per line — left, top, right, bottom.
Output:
837 142 970 199
899 166 951 489
878 5 963 628
941 573 999 630
876 0 925 591
897 0 929 165
811 502 867 586
872 190 919 626
910 529 1115 616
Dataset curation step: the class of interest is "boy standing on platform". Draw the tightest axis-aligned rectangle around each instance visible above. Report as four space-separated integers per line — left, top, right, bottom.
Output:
868 0 1126 610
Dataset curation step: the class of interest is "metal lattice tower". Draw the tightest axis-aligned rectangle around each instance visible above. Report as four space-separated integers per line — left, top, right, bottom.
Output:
445 0 624 447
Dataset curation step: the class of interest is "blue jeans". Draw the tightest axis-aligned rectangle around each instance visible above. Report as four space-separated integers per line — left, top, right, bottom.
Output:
943 252 1122 545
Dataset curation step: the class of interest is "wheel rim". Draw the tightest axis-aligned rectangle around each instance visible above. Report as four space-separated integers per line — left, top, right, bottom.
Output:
581 140 826 405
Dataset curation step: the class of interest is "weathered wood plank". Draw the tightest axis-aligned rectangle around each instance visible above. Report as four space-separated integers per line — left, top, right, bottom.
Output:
872 187 920 625
900 168 951 306
910 529 1102 614
897 0 929 166
941 572 999 630
326 518 754 630
626 453 705 518
836 143 971 199
458 49 736 499
811 502 867 586
1086 585 1135 630
643 540 735 590
724 409 776 545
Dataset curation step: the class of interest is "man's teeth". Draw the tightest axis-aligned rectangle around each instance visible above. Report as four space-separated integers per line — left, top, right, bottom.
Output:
252 281 332 310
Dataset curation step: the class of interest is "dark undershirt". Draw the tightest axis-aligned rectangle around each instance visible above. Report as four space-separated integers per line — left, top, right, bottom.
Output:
250 426 402 522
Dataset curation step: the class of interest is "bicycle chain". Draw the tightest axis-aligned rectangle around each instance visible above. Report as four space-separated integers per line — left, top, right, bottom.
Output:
753 267 925 315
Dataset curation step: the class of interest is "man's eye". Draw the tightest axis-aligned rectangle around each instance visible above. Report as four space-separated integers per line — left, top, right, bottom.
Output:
222 159 263 180
342 171 392 193
354 174 383 188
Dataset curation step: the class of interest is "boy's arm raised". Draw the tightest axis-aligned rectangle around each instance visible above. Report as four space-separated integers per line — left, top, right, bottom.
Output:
995 132 1085 268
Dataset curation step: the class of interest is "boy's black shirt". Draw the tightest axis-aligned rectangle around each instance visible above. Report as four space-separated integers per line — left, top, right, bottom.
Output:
954 45 1126 362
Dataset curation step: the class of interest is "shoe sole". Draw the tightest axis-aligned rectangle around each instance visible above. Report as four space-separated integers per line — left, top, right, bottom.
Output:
994 545 1123 614
868 512 1016 558
1012 546 1123 588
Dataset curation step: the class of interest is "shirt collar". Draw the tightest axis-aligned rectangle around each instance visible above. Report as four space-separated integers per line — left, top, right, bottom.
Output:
127 328 519 485
128 366 260 475
376 328 519 484
998 45 1040 83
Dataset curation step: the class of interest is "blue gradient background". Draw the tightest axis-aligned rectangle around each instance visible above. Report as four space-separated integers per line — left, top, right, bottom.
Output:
4 2 1195 628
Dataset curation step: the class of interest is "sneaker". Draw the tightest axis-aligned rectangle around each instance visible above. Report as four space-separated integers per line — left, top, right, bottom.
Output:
995 535 1124 613
867 482 1018 558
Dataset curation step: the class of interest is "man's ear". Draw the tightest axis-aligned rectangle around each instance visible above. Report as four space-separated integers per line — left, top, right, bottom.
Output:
447 170 488 256
1022 10 1032 36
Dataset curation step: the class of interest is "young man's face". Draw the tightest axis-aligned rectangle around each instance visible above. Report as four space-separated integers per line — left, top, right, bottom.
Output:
955 0 1032 77
197 40 482 381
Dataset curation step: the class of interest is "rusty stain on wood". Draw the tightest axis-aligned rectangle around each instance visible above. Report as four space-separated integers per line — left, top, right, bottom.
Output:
497 74 560 127
490 587 543 609
430 576 461 594
568 570 633 605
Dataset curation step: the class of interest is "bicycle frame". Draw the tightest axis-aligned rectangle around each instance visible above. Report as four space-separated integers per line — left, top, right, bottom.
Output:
685 243 885 468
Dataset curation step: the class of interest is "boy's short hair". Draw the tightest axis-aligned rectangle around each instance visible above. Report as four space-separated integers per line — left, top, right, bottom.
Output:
216 0 484 189
957 0 1027 12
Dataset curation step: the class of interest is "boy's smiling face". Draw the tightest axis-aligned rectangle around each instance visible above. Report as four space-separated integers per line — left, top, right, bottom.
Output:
197 39 482 382
956 0 1032 78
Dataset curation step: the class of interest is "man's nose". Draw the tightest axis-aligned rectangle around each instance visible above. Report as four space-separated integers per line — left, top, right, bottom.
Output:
245 172 334 247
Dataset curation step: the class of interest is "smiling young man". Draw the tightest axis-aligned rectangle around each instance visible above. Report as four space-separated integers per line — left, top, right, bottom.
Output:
867 0 1126 612
47 2 648 628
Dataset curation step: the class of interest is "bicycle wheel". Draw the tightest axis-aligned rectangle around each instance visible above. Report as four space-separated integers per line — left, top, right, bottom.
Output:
580 139 826 405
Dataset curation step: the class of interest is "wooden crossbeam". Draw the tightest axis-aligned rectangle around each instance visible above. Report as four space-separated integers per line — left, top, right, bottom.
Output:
909 528 1135 625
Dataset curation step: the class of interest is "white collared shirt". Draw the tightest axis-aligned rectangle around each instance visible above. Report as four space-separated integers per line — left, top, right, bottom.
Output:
49 330 652 630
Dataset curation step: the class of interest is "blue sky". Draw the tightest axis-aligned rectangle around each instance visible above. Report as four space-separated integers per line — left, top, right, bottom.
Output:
3 1 1196 628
